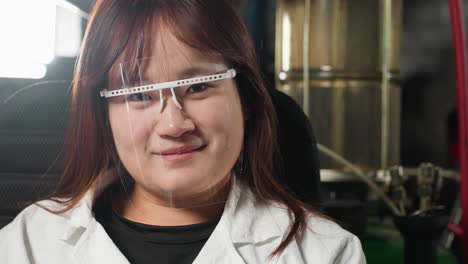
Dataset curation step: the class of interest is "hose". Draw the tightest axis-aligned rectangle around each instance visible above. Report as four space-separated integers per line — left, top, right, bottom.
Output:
317 143 402 216
448 0 468 253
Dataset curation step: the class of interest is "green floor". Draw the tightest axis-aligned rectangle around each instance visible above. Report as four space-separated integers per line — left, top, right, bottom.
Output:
360 217 458 264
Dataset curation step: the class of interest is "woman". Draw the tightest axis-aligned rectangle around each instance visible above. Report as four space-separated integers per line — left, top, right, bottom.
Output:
0 0 365 263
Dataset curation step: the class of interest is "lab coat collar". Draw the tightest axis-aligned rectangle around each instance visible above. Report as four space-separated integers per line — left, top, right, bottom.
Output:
194 177 284 263
224 177 283 244
59 172 284 262
59 169 118 242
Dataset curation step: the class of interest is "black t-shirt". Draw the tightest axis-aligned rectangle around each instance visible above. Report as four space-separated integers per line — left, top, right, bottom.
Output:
94 185 219 264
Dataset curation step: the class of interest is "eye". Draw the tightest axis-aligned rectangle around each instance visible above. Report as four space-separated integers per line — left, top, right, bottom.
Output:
187 83 212 94
127 93 152 101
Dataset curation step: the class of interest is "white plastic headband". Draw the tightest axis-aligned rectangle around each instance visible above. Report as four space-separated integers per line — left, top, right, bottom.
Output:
100 68 237 98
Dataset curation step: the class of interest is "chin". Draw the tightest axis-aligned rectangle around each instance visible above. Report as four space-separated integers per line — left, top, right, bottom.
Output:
147 171 204 191
157 172 228 196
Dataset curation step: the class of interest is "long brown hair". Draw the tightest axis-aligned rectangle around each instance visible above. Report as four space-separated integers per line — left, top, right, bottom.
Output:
48 0 320 256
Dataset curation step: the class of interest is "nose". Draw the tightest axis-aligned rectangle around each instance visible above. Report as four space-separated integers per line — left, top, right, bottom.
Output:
155 96 195 138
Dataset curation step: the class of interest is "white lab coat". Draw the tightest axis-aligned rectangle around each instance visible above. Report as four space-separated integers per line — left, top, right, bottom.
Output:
0 176 366 263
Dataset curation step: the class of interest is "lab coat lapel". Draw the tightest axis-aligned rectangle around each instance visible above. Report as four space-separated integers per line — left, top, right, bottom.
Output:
227 178 283 244
60 172 129 264
192 221 246 264
192 177 248 263
274 239 306 264
72 220 129 264
192 177 284 263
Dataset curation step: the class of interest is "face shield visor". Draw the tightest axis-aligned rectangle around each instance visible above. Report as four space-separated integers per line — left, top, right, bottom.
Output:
101 57 243 209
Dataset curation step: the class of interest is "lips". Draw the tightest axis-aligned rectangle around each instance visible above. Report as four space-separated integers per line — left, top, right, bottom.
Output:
153 145 206 162
156 145 205 155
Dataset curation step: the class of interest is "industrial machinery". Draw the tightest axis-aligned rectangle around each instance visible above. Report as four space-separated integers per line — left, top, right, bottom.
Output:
274 0 467 263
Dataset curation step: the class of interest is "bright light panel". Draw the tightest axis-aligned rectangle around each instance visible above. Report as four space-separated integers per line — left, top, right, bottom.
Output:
0 62 47 79
55 2 82 57
0 0 56 78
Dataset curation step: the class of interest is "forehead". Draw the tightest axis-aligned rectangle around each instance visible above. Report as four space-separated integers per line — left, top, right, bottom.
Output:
109 26 226 87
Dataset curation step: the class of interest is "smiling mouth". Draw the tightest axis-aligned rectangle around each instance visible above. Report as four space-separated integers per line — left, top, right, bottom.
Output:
153 145 206 161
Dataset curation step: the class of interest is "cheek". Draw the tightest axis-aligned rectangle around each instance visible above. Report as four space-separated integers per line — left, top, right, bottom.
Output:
108 104 154 151
187 95 244 147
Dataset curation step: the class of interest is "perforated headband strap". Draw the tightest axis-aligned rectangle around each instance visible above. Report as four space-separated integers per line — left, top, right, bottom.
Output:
100 68 236 98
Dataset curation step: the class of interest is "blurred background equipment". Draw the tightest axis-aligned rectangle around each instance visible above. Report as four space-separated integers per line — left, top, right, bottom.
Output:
275 0 401 171
273 0 464 263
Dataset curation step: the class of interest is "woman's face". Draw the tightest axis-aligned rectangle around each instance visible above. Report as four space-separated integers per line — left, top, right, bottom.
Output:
107 29 244 206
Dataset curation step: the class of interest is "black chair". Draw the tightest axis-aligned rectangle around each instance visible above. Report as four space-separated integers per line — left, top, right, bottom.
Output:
271 90 367 235
270 90 322 206
0 81 70 228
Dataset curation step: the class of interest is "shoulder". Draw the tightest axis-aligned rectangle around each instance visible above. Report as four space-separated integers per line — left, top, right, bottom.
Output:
0 199 71 239
0 200 78 262
225 179 366 263
264 202 366 263
302 214 366 263
1 200 61 230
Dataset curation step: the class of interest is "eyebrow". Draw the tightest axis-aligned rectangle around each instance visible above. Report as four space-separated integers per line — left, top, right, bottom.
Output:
176 65 225 79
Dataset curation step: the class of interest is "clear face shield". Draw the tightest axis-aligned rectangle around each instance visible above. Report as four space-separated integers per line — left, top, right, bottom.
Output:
101 57 243 209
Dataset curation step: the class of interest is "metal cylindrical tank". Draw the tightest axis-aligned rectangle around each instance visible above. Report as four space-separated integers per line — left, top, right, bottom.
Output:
275 0 402 171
